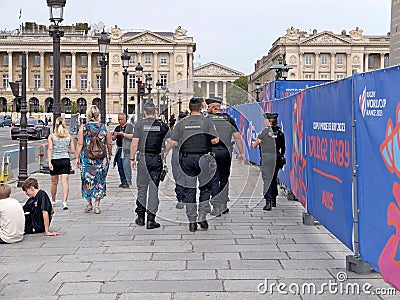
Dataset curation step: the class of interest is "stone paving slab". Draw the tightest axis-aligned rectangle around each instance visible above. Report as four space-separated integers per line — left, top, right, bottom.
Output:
0 160 397 299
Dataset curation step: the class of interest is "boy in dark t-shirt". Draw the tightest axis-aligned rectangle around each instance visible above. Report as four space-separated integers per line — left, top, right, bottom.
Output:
21 178 59 236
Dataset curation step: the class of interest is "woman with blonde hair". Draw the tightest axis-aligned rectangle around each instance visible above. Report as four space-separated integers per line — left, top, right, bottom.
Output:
48 117 75 210
75 105 112 214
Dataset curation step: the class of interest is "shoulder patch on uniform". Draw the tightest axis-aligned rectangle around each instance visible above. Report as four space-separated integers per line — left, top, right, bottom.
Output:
185 125 201 129
143 125 161 132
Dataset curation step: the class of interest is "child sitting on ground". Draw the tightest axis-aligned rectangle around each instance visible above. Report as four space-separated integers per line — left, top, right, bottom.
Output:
21 178 59 236
0 183 25 244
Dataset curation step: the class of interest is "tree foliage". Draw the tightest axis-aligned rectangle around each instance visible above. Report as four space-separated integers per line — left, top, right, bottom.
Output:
226 76 250 106
193 84 202 98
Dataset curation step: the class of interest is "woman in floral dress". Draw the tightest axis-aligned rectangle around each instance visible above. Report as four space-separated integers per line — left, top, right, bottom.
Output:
75 105 112 214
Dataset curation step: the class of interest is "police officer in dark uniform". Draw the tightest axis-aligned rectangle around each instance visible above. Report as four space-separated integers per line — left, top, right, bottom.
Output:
167 111 188 209
164 98 219 232
252 113 285 211
130 102 169 229
205 97 245 216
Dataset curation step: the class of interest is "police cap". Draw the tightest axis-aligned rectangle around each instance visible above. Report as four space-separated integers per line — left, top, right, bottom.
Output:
189 97 203 105
178 112 187 119
264 112 279 119
205 97 222 105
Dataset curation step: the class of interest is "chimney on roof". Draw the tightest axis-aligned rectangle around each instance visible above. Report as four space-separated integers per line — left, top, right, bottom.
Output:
341 30 346 36
312 29 317 35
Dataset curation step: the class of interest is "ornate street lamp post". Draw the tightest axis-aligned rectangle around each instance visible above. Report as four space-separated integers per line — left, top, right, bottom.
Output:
269 55 293 81
47 0 66 129
255 79 261 102
177 89 182 112
121 49 130 115
10 53 27 186
98 30 110 124
145 73 152 104
156 80 162 115
135 63 143 118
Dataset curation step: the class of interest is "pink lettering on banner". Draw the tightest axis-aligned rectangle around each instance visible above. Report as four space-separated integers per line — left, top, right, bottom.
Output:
378 102 400 290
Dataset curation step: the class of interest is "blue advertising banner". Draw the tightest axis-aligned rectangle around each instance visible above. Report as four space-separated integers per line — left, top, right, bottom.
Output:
354 67 400 289
304 79 353 250
274 80 330 99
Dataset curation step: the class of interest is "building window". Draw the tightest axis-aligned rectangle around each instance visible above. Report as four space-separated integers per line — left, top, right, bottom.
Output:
34 74 40 89
96 75 101 89
34 55 40 66
384 55 389 68
49 55 53 66
129 54 135 64
49 74 54 89
145 53 151 64
65 55 72 66
304 74 312 79
337 54 344 65
320 54 328 65
305 54 312 65
160 74 167 86
80 74 87 89
320 74 328 79
368 56 375 68
65 75 71 89
336 74 344 80
160 53 168 64
3 55 8 66
2 74 8 89
129 74 135 89
81 55 87 66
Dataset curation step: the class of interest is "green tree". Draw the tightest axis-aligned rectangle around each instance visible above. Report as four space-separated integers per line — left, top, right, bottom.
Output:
226 76 250 106
70 101 79 114
193 84 203 98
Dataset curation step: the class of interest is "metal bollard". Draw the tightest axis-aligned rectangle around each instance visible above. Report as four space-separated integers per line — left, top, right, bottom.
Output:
39 143 50 174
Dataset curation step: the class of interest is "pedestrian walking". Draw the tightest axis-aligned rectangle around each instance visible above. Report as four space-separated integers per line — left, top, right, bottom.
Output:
206 97 245 216
75 105 112 214
252 113 286 211
169 113 176 128
164 97 219 232
130 103 169 229
47 117 75 210
112 113 134 188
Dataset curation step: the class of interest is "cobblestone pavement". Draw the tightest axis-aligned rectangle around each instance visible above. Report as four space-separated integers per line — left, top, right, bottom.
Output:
0 160 397 299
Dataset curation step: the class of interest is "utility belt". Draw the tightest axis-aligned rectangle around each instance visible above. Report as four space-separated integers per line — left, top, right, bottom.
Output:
138 151 161 157
180 151 215 157
212 145 230 152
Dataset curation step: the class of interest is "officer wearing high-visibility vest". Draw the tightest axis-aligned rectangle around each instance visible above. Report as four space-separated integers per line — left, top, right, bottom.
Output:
164 97 219 232
205 97 245 216
252 112 286 211
130 102 169 229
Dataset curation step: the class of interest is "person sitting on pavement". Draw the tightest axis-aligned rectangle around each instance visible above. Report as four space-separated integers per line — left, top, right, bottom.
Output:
21 178 59 236
0 183 25 244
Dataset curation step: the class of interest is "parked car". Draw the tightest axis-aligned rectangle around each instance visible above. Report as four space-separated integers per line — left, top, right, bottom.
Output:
11 118 51 140
0 115 12 127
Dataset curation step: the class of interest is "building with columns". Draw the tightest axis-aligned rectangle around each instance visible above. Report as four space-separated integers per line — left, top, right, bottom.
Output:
193 62 244 102
0 24 196 115
249 27 390 99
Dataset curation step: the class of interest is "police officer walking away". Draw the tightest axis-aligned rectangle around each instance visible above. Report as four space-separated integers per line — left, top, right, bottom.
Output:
164 98 219 232
168 111 188 209
130 103 169 229
252 113 285 211
206 97 245 216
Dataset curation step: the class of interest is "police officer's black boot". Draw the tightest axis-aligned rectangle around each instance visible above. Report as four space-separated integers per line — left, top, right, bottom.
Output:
135 215 145 226
198 214 208 230
146 213 160 229
272 198 277 207
189 222 197 232
263 199 272 211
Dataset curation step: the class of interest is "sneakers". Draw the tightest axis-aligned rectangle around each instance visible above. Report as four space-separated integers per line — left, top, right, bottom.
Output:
94 206 101 214
84 202 93 213
62 202 68 210
176 202 184 209
120 183 130 188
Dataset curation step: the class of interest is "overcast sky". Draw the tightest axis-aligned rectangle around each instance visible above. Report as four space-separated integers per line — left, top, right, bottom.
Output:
0 0 391 75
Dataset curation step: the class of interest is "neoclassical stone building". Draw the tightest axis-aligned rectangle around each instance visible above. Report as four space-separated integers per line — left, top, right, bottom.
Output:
0 24 196 115
249 27 390 99
193 62 244 102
